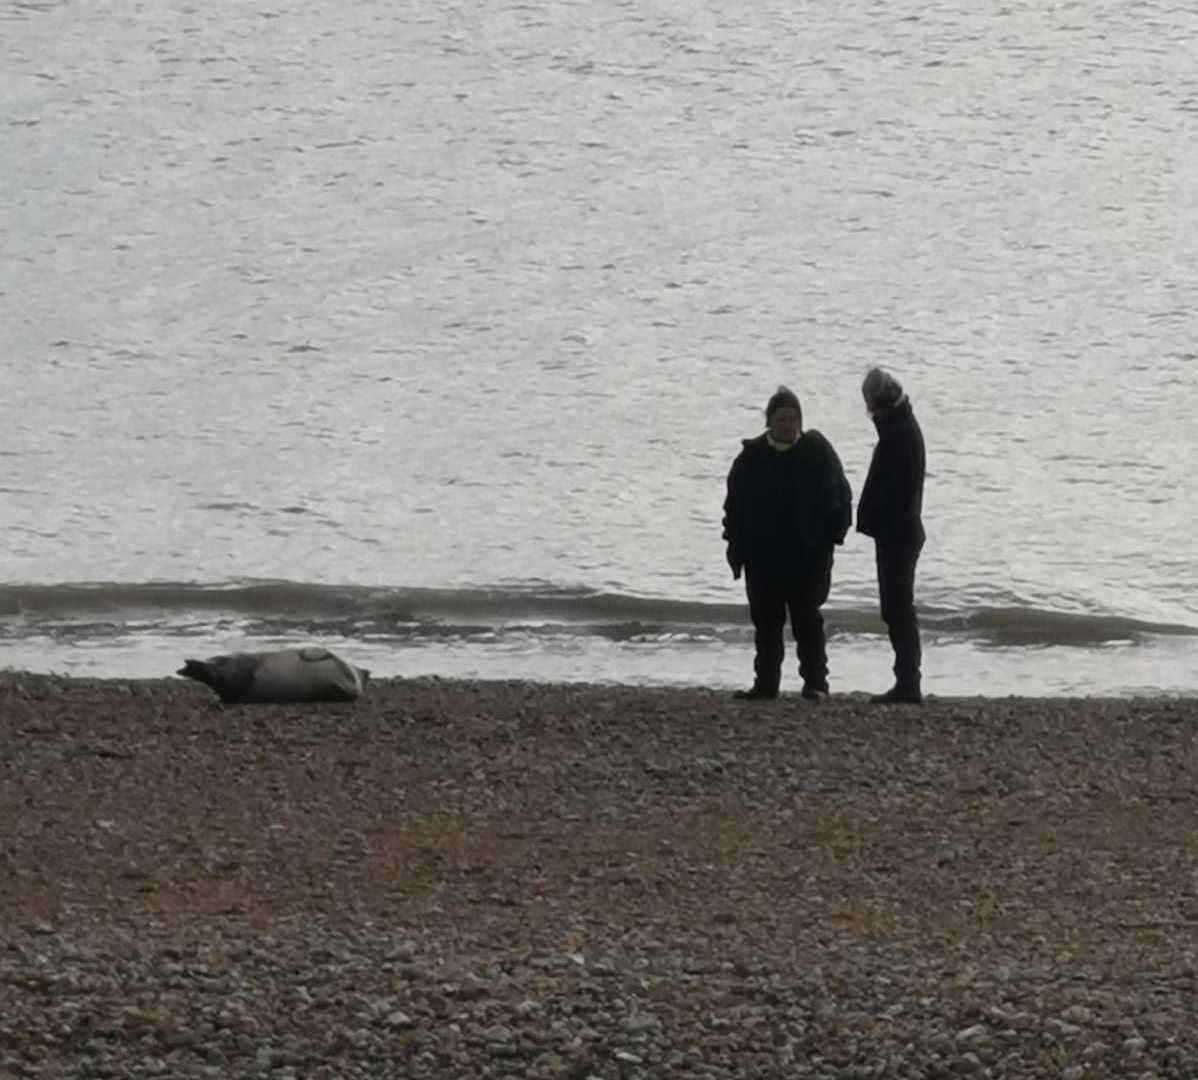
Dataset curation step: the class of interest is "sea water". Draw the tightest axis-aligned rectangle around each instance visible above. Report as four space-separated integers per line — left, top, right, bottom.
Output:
3 0 1196 694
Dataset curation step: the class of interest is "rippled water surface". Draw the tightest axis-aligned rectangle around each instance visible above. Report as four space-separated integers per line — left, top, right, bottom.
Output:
2 0 1196 691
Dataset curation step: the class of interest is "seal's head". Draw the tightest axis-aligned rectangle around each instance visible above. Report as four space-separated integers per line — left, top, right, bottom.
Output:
177 658 215 686
177 654 257 702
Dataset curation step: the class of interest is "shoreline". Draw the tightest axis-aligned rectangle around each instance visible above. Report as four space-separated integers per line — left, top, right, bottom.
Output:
4 666 1197 701
3 672 1196 1075
5 622 1198 698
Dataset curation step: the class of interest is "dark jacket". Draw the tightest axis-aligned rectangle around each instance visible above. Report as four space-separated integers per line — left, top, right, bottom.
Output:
723 430 852 574
856 398 925 545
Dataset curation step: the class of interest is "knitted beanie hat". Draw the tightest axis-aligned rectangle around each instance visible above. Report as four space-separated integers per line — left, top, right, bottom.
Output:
765 385 802 421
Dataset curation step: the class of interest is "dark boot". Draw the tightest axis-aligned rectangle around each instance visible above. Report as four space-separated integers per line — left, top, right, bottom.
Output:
869 683 922 705
734 685 778 701
800 680 829 702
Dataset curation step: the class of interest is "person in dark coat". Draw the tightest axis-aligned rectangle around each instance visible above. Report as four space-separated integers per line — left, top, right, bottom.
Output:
723 386 852 701
856 367 926 704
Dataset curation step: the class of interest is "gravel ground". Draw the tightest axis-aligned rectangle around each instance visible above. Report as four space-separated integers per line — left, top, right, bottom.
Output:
2 671 1197 1078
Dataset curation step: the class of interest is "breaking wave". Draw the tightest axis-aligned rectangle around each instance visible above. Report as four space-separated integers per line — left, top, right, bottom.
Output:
0 579 1195 648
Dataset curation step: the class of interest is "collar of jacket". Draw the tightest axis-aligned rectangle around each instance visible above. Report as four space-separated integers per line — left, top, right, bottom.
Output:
765 432 801 452
872 396 913 432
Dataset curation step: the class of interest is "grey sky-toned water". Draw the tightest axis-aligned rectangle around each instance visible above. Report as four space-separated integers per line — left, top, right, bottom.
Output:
2 0 1196 691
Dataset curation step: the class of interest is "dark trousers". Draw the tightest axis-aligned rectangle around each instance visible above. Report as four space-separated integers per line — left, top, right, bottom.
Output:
875 538 923 689
744 551 833 692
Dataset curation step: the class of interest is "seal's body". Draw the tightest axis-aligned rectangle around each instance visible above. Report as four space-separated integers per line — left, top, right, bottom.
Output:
178 647 370 704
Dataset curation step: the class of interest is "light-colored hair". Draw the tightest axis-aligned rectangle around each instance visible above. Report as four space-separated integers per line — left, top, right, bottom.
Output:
862 367 904 411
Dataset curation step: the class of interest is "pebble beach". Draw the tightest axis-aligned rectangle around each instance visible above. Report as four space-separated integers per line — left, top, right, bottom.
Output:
2 672 1197 1079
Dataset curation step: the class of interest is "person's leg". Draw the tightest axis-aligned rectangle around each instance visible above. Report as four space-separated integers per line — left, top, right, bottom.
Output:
875 539 922 700
742 571 786 697
789 549 833 694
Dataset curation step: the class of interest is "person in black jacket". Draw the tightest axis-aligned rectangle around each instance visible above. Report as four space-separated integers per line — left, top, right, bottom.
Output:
723 386 852 701
856 367 926 704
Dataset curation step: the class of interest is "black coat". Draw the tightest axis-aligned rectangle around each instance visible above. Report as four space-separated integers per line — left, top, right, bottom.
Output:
723 430 852 575
856 398 925 545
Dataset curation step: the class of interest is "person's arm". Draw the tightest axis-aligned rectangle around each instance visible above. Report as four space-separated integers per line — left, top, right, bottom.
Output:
824 440 853 545
858 428 919 537
805 431 853 546
894 430 923 523
856 442 889 537
723 455 745 578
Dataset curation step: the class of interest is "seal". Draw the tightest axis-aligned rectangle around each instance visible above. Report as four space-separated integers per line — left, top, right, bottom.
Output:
177 646 370 704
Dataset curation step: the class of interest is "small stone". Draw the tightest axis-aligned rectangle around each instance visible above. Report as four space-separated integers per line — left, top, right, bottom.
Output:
460 973 491 1000
625 1014 659 1035
385 1011 413 1029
